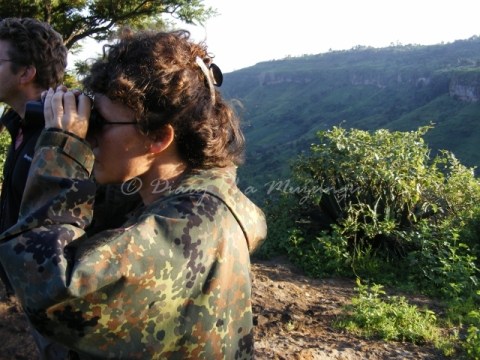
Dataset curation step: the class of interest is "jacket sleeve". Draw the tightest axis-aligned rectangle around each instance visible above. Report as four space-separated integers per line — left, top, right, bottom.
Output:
0 128 96 309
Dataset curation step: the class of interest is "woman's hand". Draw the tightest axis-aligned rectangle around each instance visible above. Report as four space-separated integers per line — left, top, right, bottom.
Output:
43 86 92 139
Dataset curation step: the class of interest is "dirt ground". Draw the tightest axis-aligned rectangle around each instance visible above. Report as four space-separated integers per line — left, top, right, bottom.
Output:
251 257 449 360
0 257 449 360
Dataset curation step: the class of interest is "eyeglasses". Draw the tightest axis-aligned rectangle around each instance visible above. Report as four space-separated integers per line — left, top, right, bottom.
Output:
88 108 137 134
82 92 138 134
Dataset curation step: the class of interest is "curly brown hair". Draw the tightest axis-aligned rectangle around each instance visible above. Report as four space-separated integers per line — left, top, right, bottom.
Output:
0 17 67 89
83 30 245 169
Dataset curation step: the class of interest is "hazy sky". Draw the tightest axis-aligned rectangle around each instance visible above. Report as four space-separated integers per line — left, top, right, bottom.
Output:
72 0 480 73
181 0 480 73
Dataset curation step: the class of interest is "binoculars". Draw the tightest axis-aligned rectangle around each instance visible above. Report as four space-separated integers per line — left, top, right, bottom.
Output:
25 98 102 134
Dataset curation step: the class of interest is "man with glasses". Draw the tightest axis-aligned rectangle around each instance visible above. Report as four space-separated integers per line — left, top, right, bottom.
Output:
0 17 70 360
0 17 68 300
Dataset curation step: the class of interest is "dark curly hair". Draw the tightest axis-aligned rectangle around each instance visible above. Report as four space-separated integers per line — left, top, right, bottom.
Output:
83 29 245 169
0 17 67 89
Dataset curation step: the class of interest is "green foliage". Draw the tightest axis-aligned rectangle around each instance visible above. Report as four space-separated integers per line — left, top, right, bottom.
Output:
0 0 214 49
280 126 480 303
253 194 298 259
335 279 446 347
407 221 479 300
63 72 82 89
0 128 9 183
293 126 435 235
465 304 480 359
286 227 351 277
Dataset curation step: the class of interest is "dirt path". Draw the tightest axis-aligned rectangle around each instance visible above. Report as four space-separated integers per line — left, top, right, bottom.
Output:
0 257 449 359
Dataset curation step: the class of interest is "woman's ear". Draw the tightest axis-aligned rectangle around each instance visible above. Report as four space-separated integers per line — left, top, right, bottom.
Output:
149 124 175 154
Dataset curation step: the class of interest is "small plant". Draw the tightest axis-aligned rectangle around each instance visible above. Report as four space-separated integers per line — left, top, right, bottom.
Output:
335 279 445 346
464 299 480 359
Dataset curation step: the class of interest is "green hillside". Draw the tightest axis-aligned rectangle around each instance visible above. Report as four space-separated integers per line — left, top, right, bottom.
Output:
220 37 480 202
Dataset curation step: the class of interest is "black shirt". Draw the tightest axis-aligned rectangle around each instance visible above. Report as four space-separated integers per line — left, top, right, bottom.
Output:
0 108 44 233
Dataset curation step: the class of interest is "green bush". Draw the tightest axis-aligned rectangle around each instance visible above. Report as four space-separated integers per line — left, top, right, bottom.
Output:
284 126 480 297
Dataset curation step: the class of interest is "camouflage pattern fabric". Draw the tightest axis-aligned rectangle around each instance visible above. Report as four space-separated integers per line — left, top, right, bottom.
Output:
0 129 267 359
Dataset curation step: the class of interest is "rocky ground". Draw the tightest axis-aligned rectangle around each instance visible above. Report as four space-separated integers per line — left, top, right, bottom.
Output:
0 257 450 360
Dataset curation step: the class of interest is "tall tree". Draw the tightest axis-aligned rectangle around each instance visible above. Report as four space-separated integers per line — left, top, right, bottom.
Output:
0 0 214 49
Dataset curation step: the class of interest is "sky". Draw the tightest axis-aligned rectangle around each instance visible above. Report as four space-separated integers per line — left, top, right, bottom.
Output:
71 0 480 74
180 0 480 73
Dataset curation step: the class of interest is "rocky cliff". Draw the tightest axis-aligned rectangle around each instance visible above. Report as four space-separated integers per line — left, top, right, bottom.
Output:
449 71 480 102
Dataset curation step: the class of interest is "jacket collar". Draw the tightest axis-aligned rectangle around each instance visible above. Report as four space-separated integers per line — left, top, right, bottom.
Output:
1 107 44 137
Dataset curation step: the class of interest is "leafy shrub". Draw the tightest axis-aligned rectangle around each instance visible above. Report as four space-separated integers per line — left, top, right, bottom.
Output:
285 125 480 297
293 126 436 236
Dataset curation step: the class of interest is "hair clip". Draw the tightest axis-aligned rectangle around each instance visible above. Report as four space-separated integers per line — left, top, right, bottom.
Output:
210 63 223 87
195 56 223 104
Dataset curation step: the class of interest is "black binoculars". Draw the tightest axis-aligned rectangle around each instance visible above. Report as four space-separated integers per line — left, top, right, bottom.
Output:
25 98 102 134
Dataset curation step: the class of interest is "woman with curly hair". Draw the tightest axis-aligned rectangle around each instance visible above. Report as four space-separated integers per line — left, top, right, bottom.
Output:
0 30 266 359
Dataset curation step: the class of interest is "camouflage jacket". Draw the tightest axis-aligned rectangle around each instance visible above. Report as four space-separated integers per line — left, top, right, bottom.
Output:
0 129 267 359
